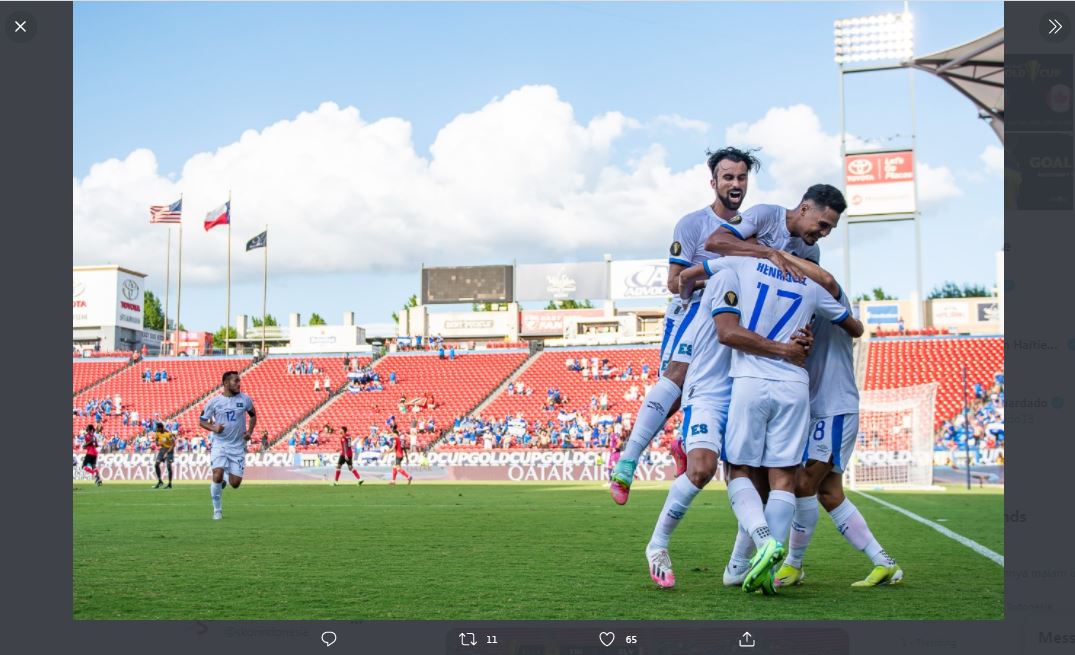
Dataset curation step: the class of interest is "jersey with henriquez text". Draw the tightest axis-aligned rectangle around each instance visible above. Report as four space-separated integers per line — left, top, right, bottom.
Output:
669 206 727 268
704 256 849 384
806 290 859 417
682 269 738 404
720 203 797 252
200 393 255 451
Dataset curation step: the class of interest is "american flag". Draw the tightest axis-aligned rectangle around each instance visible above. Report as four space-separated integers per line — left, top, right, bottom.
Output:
149 198 183 224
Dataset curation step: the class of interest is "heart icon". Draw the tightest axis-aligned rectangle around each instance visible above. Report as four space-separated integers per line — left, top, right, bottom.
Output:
599 632 615 647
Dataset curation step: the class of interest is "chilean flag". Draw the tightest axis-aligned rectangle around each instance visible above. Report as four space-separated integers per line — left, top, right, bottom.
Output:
204 201 230 231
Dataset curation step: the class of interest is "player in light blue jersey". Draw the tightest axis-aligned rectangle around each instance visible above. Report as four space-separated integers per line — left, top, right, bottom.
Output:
644 267 813 588
199 371 257 520
611 147 761 505
775 287 903 588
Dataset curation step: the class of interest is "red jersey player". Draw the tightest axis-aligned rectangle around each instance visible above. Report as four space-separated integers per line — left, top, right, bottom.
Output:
81 424 102 486
390 431 412 485
334 426 363 486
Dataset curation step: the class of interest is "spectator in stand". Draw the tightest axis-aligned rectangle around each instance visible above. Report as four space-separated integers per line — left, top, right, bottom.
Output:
313 378 320 392
143 368 152 382
449 346 456 360
389 371 397 384
898 318 906 333
324 377 332 393
599 392 609 411
161 369 168 381
641 362 650 381
114 394 122 414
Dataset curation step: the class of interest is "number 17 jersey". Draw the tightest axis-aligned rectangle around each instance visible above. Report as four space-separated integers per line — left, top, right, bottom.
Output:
705 256 848 384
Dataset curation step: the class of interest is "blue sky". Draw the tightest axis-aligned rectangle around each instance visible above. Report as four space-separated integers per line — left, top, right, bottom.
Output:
73 1 1004 334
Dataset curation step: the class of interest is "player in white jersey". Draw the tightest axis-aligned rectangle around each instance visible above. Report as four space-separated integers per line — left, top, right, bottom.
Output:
644 267 813 588
774 287 903 588
705 249 864 595
613 147 774 505
199 371 257 520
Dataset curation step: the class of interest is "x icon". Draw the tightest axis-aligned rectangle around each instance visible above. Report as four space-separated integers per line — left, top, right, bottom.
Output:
14 20 27 33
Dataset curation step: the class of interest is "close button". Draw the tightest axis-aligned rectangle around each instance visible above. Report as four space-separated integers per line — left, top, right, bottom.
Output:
5 11 37 43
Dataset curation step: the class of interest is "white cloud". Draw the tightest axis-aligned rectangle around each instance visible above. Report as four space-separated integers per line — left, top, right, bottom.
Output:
916 162 962 204
73 92 961 286
980 144 1003 176
652 113 710 133
74 87 709 284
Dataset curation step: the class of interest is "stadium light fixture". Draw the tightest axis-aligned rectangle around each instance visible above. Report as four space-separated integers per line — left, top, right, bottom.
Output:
833 11 914 64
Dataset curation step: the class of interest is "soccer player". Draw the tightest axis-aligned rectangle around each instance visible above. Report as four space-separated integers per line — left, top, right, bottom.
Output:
705 251 863 595
645 266 812 588
610 147 759 504
152 422 175 489
334 426 363 486
81 424 102 486
390 431 412 485
774 287 903 588
199 371 256 520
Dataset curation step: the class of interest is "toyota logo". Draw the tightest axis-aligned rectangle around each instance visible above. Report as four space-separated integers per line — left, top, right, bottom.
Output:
73 280 85 298
121 280 140 301
847 158 872 175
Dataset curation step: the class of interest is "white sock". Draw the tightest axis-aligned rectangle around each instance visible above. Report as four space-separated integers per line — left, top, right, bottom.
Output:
829 499 895 566
727 522 756 571
764 490 797 546
727 477 769 548
786 495 819 568
647 475 701 552
621 376 681 462
211 481 223 512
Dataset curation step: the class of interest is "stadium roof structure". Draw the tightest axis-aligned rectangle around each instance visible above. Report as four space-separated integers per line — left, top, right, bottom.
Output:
908 27 1004 142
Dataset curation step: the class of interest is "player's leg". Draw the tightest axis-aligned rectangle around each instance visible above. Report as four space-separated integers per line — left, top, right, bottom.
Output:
611 306 697 503
165 455 173 488
227 453 245 489
775 459 829 586
645 404 723 588
391 463 398 484
154 456 163 487
348 461 363 483
335 456 343 484
210 463 225 519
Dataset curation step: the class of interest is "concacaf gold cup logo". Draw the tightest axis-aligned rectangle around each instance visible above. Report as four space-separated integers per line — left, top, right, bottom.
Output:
724 291 738 306
728 213 743 225
670 241 682 256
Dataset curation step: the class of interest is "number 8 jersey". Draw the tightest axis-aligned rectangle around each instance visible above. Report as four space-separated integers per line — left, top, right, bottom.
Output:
704 256 848 384
200 392 256 452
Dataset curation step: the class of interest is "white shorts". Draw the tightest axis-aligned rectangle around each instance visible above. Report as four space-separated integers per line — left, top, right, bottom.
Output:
680 401 729 455
724 376 810 468
211 449 247 479
803 413 860 474
659 293 702 372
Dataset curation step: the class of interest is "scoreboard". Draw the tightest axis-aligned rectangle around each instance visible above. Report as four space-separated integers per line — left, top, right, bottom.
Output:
421 265 514 305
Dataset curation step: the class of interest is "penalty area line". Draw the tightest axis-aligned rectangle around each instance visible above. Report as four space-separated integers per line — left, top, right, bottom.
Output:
852 490 1004 567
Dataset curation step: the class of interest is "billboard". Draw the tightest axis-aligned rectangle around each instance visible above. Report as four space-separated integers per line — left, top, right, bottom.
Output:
515 262 607 301
845 150 916 217
609 259 669 300
931 300 971 327
421 265 513 304
73 266 145 329
427 310 517 338
520 309 605 336
863 303 900 325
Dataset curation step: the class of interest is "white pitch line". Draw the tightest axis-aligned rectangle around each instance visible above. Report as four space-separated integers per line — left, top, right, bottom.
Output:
853 490 1004 567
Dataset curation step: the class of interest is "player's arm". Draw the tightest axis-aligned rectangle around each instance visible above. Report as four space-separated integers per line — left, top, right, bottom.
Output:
244 407 257 440
199 405 224 434
666 263 686 295
815 287 864 338
788 256 839 298
714 314 811 368
705 225 807 279
677 264 710 301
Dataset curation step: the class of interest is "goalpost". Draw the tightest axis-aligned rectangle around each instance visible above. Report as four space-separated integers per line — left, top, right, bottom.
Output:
847 383 939 490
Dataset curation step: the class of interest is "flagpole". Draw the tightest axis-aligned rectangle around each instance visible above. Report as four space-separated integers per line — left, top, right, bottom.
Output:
163 226 171 356
226 190 232 355
176 220 184 356
261 224 268 356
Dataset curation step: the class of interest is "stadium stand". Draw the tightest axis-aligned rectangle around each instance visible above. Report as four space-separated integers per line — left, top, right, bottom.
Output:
278 350 529 453
451 346 673 450
72 359 131 394
72 357 252 442
863 335 1003 429
169 356 370 451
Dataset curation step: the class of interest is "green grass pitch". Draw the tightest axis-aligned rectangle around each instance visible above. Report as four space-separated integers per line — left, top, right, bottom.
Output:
73 481 1003 620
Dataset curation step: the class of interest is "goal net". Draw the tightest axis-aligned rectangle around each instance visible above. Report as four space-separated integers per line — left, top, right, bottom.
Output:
848 383 938 490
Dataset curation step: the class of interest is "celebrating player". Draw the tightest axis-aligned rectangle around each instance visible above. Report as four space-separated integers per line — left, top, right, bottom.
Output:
390 431 412 485
81 424 102 486
152 422 175 489
705 249 863 595
774 286 903 588
199 371 256 520
644 265 812 588
334 426 363 486
610 147 759 505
